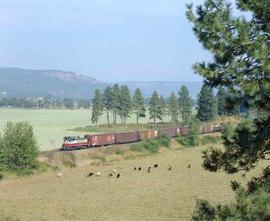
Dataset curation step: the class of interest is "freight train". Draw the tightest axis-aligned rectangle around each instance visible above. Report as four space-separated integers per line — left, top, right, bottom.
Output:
60 124 223 151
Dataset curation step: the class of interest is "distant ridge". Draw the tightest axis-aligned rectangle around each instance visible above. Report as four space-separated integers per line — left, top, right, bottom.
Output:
0 67 202 99
0 67 107 99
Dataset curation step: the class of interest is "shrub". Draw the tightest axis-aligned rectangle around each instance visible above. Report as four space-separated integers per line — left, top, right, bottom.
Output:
200 135 221 145
0 173 3 180
0 122 39 170
157 133 171 147
130 139 160 153
115 149 124 155
130 143 144 152
176 135 199 147
142 139 160 153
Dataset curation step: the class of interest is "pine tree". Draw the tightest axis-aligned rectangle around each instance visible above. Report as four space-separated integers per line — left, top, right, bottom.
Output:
91 89 103 125
159 95 167 121
149 91 162 124
118 85 132 125
133 88 146 124
111 84 120 124
102 86 113 124
168 92 179 122
216 87 227 116
178 85 193 123
196 84 217 122
187 0 270 219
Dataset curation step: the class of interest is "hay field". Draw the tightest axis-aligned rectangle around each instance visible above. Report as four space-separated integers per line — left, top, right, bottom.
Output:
0 144 261 221
0 108 171 151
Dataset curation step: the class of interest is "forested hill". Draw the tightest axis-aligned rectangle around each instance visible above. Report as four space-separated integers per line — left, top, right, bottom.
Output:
0 67 202 98
0 68 107 99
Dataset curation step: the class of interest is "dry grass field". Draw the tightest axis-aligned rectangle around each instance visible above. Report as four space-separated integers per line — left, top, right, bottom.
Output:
0 140 263 221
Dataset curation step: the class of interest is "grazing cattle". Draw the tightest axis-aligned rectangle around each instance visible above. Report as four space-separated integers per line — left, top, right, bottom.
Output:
96 172 101 176
134 167 137 171
113 169 117 174
187 164 191 169
147 169 151 173
57 172 62 178
88 172 94 177
109 173 113 177
138 167 142 171
116 174 120 178
154 164 158 168
148 166 151 170
168 166 172 171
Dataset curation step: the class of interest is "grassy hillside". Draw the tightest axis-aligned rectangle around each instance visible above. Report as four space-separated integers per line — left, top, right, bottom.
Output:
0 143 263 221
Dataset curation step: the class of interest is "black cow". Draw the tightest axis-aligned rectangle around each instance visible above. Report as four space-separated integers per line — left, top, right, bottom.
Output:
154 164 158 168
116 174 120 178
88 172 94 177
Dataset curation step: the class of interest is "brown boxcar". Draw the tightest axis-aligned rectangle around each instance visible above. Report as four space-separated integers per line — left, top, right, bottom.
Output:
88 134 115 147
159 128 177 138
115 131 139 144
203 124 214 134
138 129 158 140
179 126 188 136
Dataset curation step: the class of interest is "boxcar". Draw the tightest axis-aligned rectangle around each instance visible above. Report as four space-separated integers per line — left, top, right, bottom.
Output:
115 131 139 144
87 134 115 147
159 128 177 138
203 124 214 134
138 129 158 140
179 126 188 136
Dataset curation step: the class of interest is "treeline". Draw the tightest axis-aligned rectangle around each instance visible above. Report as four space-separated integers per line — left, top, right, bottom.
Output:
0 97 91 109
91 84 242 125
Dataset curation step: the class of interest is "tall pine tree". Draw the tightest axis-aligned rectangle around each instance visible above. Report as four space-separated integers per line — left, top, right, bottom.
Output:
119 85 132 125
149 91 162 124
111 84 120 124
196 84 217 122
102 86 113 124
133 88 146 124
179 85 193 123
159 95 167 121
216 87 227 116
91 89 103 125
187 0 270 219
168 92 179 122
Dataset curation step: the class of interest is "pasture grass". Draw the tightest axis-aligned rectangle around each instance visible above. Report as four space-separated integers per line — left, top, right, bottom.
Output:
0 108 173 151
0 142 264 221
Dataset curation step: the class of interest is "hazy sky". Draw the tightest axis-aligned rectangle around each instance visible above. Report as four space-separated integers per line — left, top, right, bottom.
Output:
0 0 212 82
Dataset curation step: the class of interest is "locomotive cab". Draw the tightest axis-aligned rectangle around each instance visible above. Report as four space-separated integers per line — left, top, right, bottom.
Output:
61 135 89 150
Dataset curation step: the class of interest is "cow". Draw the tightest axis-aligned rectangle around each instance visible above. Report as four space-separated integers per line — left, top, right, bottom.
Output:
87 172 94 177
116 174 120 178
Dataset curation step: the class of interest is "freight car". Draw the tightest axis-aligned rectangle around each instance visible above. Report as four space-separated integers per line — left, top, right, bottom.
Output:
87 134 115 147
159 128 178 138
138 129 158 140
60 124 223 151
115 131 140 144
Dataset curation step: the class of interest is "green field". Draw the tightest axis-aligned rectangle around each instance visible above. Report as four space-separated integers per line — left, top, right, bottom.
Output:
0 108 171 151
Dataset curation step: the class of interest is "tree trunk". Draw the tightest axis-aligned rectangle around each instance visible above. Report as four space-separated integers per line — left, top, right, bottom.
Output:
137 113 139 125
107 109 110 125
